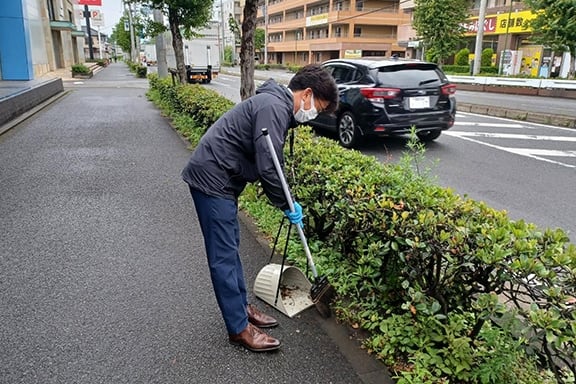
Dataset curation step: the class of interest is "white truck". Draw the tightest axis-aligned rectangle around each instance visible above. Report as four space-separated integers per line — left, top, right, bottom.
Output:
142 22 221 83
166 21 221 84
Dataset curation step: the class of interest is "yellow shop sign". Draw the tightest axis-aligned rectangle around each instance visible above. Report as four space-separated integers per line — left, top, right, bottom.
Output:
464 10 536 35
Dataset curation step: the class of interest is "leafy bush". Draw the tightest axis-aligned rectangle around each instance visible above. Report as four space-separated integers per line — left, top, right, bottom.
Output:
71 63 91 75
481 48 495 67
455 48 471 66
147 74 234 138
255 64 270 70
480 65 498 74
442 65 471 74
136 65 147 78
147 77 576 383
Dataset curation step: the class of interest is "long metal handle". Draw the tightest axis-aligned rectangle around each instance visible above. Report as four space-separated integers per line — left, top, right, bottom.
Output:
261 128 318 278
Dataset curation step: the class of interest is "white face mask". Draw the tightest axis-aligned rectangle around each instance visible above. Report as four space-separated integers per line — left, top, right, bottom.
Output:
294 92 318 123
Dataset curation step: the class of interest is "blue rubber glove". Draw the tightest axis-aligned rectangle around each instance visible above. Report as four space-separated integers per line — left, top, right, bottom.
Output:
284 201 303 228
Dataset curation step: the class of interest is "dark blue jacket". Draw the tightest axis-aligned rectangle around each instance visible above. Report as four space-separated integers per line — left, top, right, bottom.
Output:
181 79 296 210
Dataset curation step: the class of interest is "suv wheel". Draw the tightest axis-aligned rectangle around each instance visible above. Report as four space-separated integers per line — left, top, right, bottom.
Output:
338 111 361 148
416 129 442 142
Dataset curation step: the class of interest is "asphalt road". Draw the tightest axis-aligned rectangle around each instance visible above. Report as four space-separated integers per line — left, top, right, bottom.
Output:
0 64 389 383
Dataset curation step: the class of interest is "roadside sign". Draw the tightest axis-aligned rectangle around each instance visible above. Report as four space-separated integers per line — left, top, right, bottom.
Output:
78 0 102 5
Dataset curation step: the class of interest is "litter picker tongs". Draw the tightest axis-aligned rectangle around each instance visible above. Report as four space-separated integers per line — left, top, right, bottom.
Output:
261 128 334 317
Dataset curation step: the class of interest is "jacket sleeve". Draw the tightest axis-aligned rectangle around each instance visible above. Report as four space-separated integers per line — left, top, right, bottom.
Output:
253 103 292 211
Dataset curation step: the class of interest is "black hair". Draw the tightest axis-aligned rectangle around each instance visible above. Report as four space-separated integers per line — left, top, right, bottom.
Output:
288 64 339 114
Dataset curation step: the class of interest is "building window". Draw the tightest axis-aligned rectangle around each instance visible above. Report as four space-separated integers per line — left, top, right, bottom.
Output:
356 0 363 11
354 27 362 37
334 26 342 37
47 0 56 20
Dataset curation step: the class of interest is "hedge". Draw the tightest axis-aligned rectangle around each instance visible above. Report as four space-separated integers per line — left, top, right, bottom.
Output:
147 74 575 384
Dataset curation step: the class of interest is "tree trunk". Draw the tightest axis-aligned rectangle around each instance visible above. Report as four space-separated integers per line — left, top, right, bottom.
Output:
240 0 258 100
168 6 186 84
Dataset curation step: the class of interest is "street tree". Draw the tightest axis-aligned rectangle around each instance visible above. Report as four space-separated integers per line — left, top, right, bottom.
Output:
110 14 146 60
412 0 471 65
240 0 258 100
137 0 214 83
255 28 265 55
524 0 576 79
110 16 132 56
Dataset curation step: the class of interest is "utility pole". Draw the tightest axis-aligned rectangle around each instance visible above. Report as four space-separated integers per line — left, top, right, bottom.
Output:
498 0 517 75
153 8 168 78
220 0 225 64
124 1 137 62
83 5 94 60
264 0 268 64
472 0 487 76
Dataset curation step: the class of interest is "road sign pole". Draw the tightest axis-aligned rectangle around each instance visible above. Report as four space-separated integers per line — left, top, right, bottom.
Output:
83 5 94 60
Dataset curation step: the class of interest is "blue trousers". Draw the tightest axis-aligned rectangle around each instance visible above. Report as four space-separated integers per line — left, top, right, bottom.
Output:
189 187 248 335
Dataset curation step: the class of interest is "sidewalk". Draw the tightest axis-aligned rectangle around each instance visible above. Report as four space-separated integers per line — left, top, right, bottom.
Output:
0 63 391 384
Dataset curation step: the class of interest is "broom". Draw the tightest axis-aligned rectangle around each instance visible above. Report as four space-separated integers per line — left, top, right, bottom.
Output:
261 128 335 317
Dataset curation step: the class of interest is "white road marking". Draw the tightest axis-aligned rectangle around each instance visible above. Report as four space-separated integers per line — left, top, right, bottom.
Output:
214 76 234 82
447 131 576 142
508 148 576 158
453 121 526 129
457 111 576 132
444 131 576 169
209 80 230 86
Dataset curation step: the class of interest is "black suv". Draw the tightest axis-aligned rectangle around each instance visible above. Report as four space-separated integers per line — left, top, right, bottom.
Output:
309 58 456 148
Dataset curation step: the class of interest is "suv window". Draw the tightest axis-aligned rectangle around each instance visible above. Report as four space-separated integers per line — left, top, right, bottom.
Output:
375 64 446 88
328 65 357 84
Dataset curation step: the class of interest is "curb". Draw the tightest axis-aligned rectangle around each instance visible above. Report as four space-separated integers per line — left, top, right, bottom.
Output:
0 90 70 136
458 103 576 128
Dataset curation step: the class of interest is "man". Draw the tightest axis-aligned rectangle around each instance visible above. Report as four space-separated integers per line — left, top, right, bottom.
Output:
182 64 338 352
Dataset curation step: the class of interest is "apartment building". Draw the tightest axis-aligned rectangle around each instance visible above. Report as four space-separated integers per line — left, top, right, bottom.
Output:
256 0 412 66
0 0 84 81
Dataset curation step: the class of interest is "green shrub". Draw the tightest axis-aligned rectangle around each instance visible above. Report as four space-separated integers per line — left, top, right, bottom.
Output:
481 48 494 67
286 64 302 73
455 48 471 66
442 65 470 74
480 65 498 74
255 64 270 70
147 76 576 384
136 65 147 78
147 74 234 139
71 63 91 75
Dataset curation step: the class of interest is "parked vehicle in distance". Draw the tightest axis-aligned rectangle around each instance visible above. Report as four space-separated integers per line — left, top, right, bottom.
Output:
308 57 457 148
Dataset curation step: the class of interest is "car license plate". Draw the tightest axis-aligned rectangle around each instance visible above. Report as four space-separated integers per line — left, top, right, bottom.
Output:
409 96 430 109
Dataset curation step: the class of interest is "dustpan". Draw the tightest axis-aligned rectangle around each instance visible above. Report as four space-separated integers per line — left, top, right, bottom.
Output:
254 263 314 317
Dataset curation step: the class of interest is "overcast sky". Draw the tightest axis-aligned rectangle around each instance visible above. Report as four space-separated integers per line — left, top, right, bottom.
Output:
99 0 124 33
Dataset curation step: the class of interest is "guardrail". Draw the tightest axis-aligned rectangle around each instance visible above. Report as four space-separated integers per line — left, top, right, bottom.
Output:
447 75 576 90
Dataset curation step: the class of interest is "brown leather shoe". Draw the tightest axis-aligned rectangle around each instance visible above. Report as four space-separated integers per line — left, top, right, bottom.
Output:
247 304 278 328
229 323 281 352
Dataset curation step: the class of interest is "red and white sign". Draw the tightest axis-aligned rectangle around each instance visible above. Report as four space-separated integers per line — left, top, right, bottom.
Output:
76 8 104 26
78 0 102 6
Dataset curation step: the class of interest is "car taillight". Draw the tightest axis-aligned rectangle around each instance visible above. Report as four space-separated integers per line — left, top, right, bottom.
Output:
441 84 456 95
360 87 401 103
